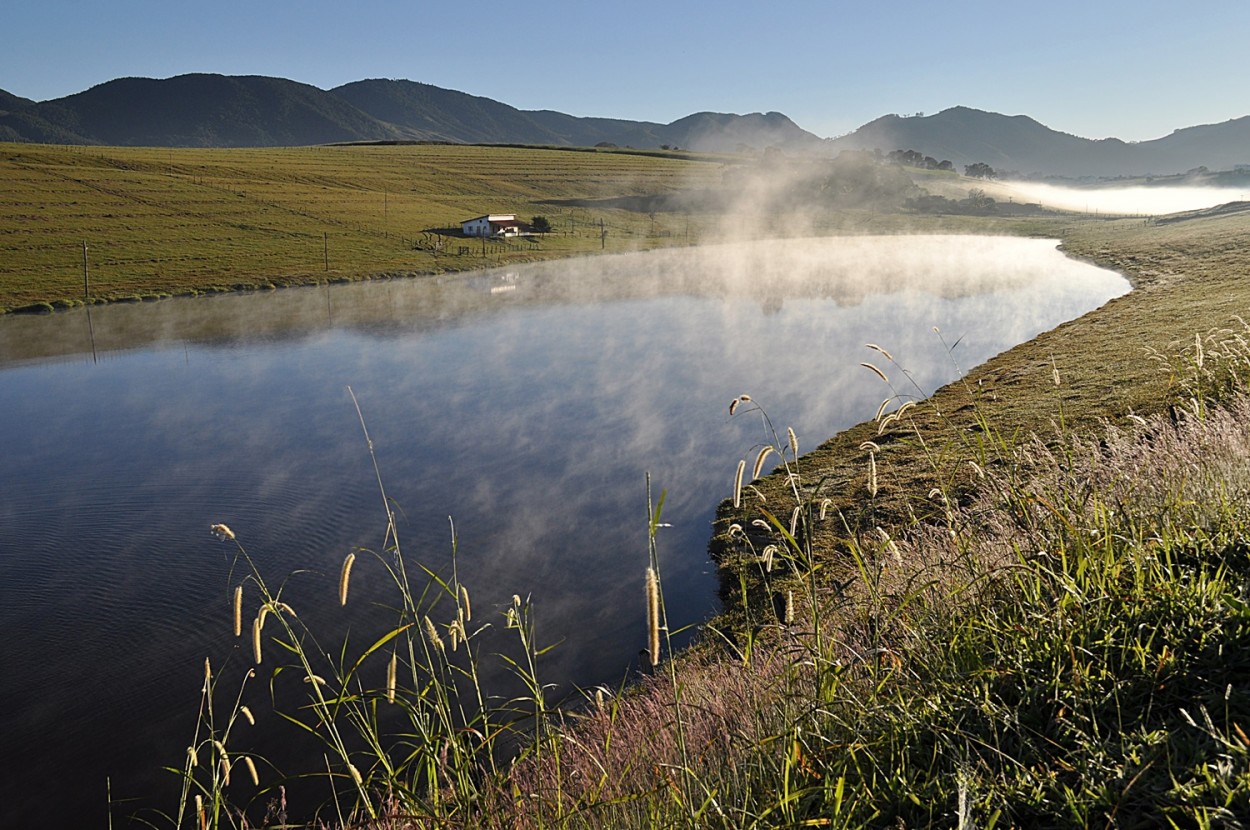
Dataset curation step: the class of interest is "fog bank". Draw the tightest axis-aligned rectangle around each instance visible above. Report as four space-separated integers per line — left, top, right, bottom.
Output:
1000 182 1249 216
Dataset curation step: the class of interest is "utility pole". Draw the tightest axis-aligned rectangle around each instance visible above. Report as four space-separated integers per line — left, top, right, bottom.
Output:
324 232 329 271
82 240 89 300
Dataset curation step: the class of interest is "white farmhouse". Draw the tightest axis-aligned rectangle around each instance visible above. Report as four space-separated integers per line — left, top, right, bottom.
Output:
461 214 522 237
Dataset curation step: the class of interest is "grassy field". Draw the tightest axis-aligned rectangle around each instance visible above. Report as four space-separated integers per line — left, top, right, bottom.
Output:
9 141 1250 826
0 142 731 312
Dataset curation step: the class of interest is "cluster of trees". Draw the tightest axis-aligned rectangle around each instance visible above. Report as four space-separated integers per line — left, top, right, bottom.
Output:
964 162 997 179
879 148 998 180
886 149 955 172
905 187 998 215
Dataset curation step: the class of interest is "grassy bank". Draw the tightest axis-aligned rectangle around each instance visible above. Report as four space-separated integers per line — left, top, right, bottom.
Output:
727 206 1250 543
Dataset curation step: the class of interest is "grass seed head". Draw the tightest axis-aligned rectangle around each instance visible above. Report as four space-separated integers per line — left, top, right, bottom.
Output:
875 398 891 422
733 459 746 509
424 616 445 653
243 755 259 786
645 567 660 667
252 616 263 665
387 652 397 704
861 362 889 383
752 446 775 480
339 552 355 607
865 342 894 362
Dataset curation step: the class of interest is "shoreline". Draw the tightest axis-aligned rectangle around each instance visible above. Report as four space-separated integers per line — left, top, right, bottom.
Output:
708 209 1250 635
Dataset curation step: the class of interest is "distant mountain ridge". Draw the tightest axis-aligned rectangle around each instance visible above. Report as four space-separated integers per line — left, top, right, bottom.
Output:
1 74 1248 177
0 73 823 154
827 106 1250 178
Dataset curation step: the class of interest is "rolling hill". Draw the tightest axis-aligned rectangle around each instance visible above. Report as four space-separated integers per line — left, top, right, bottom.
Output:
0 74 823 154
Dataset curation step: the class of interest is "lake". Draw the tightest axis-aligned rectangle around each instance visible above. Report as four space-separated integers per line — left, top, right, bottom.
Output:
0 235 1128 827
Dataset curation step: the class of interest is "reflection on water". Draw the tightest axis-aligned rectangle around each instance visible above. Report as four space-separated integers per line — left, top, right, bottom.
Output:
0 236 1127 827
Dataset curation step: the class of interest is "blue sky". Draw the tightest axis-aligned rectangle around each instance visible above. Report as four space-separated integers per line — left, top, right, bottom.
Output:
3 0 1246 142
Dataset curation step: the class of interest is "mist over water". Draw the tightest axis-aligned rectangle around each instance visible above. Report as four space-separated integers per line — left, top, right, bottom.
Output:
998 182 1249 215
0 236 1127 828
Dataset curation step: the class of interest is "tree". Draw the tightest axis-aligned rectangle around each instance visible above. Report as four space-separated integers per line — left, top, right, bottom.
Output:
530 215 552 235
964 188 995 212
887 149 926 168
964 162 997 180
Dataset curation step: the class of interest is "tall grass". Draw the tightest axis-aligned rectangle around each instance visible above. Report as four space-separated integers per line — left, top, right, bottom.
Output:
162 328 1250 828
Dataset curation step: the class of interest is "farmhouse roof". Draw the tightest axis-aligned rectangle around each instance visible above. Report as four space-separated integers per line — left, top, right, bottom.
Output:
462 213 519 223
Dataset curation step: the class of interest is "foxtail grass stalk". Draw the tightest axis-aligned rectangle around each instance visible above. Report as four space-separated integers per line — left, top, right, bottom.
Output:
339 552 355 606
386 652 397 704
861 362 889 383
645 567 660 666
251 616 263 665
242 755 259 787
733 459 746 509
753 446 775 480
423 615 445 653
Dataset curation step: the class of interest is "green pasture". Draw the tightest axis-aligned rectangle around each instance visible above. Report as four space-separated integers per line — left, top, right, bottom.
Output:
0 142 725 312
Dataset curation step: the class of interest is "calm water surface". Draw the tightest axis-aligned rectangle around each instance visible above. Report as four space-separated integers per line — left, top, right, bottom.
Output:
0 236 1128 827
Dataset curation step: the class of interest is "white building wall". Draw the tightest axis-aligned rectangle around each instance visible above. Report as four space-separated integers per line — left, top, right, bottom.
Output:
462 214 520 237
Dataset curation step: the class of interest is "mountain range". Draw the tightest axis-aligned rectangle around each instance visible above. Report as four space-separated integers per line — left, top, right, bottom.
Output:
1 73 1247 179
825 107 1250 179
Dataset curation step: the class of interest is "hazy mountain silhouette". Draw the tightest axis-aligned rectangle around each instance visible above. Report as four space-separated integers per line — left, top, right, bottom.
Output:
2 76 1248 177
826 106 1250 177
